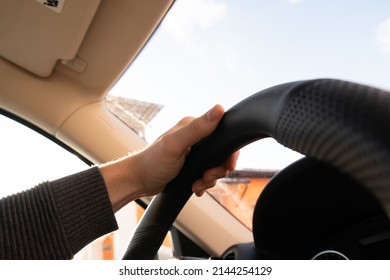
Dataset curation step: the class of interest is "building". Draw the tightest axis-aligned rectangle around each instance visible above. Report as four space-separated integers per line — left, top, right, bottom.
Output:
105 95 163 139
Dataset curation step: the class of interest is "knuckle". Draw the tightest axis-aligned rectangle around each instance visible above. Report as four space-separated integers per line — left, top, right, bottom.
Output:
178 116 194 127
204 166 228 181
158 133 176 154
187 118 203 133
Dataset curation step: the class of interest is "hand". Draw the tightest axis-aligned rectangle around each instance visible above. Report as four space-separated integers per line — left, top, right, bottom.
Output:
134 104 239 197
101 105 239 212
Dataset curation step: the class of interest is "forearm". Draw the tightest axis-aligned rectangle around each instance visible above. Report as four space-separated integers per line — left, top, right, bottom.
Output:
50 167 118 256
0 167 118 259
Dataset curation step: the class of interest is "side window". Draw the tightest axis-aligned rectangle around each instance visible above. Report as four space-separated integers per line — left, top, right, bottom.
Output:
0 114 88 198
0 113 174 259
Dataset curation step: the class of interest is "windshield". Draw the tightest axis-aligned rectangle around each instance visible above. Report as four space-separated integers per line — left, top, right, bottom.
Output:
109 0 390 228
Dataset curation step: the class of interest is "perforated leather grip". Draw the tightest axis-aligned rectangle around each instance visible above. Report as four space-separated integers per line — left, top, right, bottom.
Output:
123 79 390 259
276 80 390 209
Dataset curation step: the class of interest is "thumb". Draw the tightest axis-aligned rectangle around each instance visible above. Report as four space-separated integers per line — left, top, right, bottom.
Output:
173 104 224 152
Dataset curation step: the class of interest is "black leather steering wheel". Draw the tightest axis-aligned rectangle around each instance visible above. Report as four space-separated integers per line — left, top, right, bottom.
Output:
123 78 390 260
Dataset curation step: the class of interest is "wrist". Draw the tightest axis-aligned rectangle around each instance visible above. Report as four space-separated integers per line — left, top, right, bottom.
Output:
99 154 144 212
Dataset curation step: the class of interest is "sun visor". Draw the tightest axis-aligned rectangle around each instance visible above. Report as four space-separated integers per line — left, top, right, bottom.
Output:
0 0 101 77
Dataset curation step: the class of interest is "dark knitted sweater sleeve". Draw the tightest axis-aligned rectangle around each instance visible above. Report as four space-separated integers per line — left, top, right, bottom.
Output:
0 166 118 259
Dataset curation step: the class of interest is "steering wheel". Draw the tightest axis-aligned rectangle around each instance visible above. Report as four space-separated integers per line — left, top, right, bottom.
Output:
123 78 390 260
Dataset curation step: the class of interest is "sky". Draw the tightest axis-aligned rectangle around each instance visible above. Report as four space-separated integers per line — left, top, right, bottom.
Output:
0 115 88 197
110 0 390 170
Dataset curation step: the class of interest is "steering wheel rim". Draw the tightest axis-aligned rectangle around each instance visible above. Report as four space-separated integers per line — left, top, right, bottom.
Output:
123 78 390 260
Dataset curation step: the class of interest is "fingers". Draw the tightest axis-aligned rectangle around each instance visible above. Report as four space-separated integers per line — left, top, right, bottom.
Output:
192 179 211 197
191 166 229 197
224 150 240 171
191 151 240 197
157 104 239 197
156 116 195 141
168 105 225 153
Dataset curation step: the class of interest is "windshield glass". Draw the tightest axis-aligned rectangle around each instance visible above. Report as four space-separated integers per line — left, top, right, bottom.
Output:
109 0 390 229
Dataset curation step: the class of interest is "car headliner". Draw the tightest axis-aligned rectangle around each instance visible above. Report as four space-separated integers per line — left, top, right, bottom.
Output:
0 0 175 162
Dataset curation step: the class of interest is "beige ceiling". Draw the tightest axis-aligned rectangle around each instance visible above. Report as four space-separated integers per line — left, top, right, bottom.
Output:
0 0 174 160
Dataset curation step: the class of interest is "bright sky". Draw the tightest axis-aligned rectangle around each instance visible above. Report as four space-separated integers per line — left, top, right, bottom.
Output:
0 115 88 197
110 0 390 169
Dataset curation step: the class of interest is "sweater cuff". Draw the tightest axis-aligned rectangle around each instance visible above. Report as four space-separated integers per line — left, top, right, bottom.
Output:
50 166 118 256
